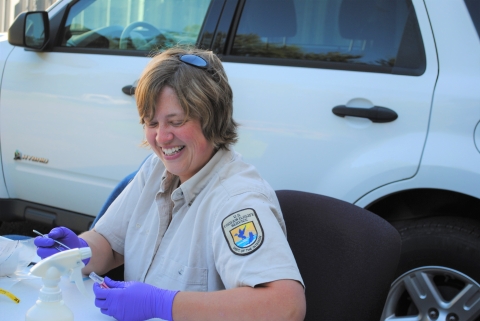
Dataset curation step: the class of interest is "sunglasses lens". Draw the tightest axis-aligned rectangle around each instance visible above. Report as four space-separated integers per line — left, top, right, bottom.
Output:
180 54 208 68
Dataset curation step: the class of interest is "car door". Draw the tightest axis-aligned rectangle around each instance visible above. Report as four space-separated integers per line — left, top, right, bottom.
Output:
217 0 438 202
0 0 213 217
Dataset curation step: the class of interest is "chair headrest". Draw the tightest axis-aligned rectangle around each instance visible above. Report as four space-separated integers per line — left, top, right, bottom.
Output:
241 0 297 37
338 0 395 40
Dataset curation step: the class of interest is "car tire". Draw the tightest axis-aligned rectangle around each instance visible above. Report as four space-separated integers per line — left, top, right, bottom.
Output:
393 216 480 280
381 216 480 320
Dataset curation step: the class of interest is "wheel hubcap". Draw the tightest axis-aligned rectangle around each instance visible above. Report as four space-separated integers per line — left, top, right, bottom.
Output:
381 266 480 321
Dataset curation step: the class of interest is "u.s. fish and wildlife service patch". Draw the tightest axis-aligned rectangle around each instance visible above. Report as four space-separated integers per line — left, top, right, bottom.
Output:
222 208 264 256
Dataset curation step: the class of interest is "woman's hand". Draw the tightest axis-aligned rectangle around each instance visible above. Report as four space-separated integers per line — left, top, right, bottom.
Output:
34 226 89 262
93 277 178 321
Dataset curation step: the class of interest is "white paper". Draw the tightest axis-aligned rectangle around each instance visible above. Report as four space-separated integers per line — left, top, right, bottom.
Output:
0 237 21 276
0 236 37 278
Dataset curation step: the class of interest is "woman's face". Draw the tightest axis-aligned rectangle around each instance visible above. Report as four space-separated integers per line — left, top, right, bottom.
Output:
144 86 216 183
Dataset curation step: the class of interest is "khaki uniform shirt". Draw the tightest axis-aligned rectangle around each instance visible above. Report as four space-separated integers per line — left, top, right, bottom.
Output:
95 149 303 291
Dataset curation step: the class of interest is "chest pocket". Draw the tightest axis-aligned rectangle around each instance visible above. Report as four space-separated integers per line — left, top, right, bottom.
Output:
154 256 208 292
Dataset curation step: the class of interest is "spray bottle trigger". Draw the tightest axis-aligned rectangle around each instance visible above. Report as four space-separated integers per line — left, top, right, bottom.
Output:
70 263 89 297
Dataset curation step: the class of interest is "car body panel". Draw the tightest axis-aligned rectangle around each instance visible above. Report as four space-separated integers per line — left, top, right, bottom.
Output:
0 49 151 215
0 35 15 199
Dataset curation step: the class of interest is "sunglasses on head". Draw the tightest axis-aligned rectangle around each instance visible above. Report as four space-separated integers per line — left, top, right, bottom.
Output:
177 54 220 82
178 54 209 70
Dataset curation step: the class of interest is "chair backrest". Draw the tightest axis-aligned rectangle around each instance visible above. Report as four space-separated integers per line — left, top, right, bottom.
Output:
276 190 401 321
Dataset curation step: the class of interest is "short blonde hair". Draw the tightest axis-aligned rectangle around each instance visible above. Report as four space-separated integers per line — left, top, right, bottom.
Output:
136 47 238 150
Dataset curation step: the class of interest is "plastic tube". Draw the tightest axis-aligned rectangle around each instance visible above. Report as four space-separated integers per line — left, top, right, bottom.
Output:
89 272 109 289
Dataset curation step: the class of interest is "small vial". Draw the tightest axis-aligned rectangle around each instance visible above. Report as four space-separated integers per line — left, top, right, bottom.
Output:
89 272 109 289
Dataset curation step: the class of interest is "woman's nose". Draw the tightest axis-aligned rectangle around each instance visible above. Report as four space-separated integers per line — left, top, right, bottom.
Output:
155 126 174 143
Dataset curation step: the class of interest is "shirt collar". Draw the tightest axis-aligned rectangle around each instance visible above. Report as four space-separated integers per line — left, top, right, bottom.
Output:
179 148 233 206
159 169 179 195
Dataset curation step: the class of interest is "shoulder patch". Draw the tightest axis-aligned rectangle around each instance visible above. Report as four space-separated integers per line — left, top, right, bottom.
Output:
222 208 264 256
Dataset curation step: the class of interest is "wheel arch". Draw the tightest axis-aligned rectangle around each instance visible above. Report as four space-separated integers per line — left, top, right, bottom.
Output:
365 188 480 223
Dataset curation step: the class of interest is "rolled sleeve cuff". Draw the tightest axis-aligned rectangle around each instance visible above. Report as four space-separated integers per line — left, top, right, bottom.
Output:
240 266 305 289
94 222 125 256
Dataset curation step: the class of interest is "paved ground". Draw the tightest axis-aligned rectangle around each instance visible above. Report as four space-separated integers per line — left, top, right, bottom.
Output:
0 220 52 238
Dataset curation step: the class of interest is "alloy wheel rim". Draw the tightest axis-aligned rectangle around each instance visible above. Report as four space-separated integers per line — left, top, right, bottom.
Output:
381 266 480 321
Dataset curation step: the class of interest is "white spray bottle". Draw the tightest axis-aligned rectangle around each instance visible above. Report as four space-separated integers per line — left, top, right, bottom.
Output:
25 247 92 321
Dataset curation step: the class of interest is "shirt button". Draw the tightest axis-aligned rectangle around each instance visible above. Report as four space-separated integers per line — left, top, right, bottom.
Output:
136 224 140 228
178 268 184 275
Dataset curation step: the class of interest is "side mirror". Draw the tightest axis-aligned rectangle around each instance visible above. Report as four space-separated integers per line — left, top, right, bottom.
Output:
8 11 50 50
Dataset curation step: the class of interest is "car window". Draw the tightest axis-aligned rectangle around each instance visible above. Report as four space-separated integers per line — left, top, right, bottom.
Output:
60 0 211 51
45 0 63 12
465 0 480 39
231 0 426 75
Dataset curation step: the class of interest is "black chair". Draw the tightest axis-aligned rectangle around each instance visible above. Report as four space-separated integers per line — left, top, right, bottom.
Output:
276 190 401 321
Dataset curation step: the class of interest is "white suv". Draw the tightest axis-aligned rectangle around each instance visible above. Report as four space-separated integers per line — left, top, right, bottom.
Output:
2 0 480 319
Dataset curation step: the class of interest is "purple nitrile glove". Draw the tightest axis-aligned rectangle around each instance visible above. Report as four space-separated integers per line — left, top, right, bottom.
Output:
34 226 90 264
93 277 179 321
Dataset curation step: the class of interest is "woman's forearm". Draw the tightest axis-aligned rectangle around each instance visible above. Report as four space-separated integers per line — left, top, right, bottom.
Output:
79 229 124 275
172 279 306 321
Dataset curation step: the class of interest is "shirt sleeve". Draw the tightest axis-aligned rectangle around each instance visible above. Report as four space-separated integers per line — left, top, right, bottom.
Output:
211 190 304 289
94 155 155 255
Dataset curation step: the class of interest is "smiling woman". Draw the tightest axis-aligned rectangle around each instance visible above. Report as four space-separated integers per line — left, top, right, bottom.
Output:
136 49 237 150
33 47 306 321
137 49 237 184
143 86 216 183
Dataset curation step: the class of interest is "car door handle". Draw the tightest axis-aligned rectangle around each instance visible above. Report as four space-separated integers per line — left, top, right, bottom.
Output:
332 105 398 123
122 85 136 96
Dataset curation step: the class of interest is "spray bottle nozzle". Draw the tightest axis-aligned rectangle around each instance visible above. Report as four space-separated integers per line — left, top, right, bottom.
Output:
78 247 92 261
29 248 92 297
